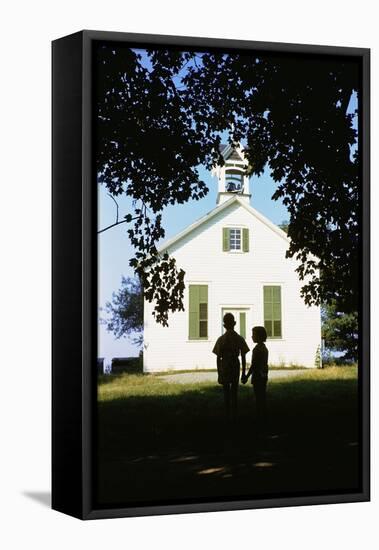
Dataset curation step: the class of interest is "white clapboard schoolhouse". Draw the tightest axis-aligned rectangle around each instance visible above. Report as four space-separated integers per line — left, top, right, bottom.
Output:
143 145 321 372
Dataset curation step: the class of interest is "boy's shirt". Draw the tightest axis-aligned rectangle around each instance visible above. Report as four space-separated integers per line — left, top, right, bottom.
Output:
249 342 269 382
212 330 250 362
213 330 250 383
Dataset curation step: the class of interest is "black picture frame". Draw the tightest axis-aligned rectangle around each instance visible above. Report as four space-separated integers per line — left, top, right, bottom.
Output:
52 30 370 520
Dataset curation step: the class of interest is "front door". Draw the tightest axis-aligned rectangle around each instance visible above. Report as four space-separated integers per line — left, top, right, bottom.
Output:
222 308 249 339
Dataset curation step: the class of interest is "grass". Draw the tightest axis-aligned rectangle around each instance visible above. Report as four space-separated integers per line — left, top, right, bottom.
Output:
96 366 360 508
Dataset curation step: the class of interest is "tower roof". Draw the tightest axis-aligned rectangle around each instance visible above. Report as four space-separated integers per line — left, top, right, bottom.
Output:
219 143 245 162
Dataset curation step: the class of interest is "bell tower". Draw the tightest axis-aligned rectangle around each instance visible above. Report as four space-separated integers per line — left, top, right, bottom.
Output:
213 144 251 205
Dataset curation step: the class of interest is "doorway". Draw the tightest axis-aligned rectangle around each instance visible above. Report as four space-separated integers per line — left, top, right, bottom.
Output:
221 308 249 339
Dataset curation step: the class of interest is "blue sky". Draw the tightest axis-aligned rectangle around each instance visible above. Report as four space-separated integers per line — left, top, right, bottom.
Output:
97 49 358 362
98 166 290 361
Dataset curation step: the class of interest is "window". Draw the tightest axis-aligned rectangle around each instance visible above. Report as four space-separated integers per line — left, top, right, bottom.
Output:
263 286 282 338
223 227 249 252
189 285 208 340
199 303 208 337
230 228 241 250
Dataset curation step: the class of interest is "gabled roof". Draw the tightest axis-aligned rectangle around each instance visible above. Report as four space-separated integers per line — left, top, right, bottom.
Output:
158 195 289 253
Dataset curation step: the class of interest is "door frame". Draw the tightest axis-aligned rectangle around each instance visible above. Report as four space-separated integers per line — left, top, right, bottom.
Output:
220 305 253 339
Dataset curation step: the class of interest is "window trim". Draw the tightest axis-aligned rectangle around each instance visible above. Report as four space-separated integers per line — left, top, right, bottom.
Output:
223 226 249 253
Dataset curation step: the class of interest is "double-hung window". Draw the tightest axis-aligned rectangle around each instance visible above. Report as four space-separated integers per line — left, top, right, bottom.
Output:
223 227 249 252
229 228 241 250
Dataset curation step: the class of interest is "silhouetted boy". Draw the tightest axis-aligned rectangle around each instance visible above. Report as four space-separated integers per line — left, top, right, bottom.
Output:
213 313 250 418
242 326 269 426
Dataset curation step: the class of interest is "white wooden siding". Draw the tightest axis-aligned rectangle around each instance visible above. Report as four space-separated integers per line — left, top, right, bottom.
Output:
143 201 321 371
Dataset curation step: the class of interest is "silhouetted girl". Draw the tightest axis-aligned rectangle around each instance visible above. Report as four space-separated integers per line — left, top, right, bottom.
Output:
242 326 269 426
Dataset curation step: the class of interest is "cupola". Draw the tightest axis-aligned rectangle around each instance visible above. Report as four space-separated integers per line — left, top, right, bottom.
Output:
212 144 251 205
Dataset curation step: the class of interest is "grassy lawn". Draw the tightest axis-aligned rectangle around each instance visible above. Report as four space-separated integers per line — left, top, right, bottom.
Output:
96 366 360 508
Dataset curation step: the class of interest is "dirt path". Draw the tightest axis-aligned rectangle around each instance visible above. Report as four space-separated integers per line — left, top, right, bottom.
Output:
160 369 306 385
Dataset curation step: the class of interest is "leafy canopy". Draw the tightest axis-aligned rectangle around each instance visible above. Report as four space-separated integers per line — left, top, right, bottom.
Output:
96 45 360 324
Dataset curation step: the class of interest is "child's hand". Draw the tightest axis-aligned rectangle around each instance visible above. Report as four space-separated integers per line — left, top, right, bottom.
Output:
241 374 248 385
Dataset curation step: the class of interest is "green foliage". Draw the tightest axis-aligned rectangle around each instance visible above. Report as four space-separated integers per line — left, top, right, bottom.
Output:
183 53 359 314
278 220 289 233
322 302 358 362
103 276 143 347
314 345 322 369
96 45 360 324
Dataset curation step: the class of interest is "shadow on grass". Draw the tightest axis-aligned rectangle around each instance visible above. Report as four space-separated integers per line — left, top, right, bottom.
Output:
96 376 360 507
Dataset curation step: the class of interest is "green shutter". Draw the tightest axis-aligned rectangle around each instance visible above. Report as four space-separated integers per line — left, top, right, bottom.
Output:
273 320 282 338
273 302 281 318
263 285 282 338
264 286 273 321
240 312 246 339
242 228 249 252
189 285 208 340
273 286 281 302
189 285 199 339
264 286 272 302
199 285 208 304
264 301 272 321
264 320 273 338
222 228 230 251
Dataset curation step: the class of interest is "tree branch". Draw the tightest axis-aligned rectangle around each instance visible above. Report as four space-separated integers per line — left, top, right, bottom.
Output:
98 219 129 234
107 193 119 224
98 193 139 234
98 215 140 234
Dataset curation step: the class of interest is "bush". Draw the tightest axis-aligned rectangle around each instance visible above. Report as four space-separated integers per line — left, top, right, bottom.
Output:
111 356 143 374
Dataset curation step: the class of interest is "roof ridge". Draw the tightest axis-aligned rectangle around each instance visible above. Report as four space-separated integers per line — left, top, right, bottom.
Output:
158 196 289 253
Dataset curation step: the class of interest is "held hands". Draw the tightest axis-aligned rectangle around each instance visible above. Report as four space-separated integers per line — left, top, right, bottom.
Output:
241 373 248 385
